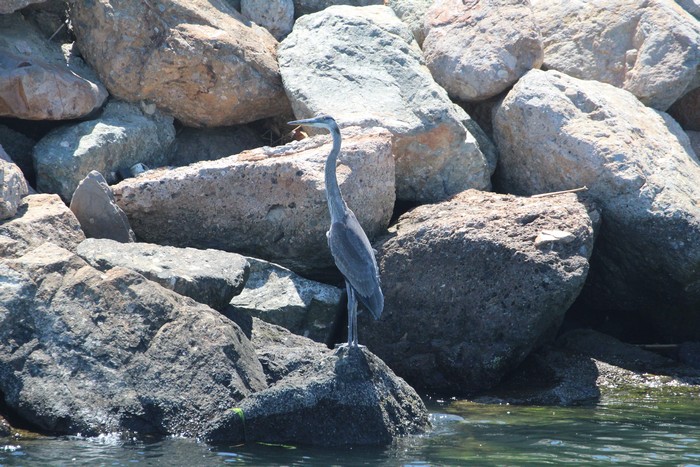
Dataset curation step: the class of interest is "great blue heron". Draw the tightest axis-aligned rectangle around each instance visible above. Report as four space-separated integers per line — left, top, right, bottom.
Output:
288 115 384 347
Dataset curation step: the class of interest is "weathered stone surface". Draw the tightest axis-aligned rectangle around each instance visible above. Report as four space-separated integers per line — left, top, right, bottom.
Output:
293 0 383 18
113 126 395 274
482 330 700 405
0 145 28 220
0 14 108 120
0 194 84 259
386 0 433 46
33 100 175 202
493 69 700 341
241 0 294 40
70 0 290 127
279 5 491 203
668 86 700 131
687 130 700 154
70 171 135 243
531 0 700 110
228 257 342 342
0 242 267 436
168 125 264 167
205 320 430 446
0 0 45 14
77 238 250 311
423 0 543 102
362 189 597 393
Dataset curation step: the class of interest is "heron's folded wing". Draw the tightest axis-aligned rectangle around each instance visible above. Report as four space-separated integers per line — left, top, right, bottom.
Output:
328 215 380 300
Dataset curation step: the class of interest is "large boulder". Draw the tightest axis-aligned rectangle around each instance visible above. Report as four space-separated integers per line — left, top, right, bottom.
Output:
0 14 107 120
531 0 700 110
205 319 430 446
0 194 85 259
113 126 395 274
422 0 543 102
0 242 267 436
493 69 700 341
0 145 28 220
0 0 45 13
69 0 290 127
33 100 175 202
228 257 343 342
77 238 250 311
362 189 597 393
69 171 135 243
278 5 491 203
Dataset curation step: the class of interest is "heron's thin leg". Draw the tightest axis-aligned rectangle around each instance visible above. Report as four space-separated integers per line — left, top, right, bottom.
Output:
346 282 358 347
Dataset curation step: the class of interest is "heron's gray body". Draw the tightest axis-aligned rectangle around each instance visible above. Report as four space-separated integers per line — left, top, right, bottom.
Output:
288 115 383 346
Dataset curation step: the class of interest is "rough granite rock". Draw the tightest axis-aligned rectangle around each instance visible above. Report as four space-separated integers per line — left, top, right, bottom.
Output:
278 5 491 203
0 145 28 220
362 189 598 393
531 0 700 110
70 171 135 243
204 323 430 446
241 0 294 40
0 242 267 437
228 257 342 342
33 100 175 202
113 126 395 274
494 69 700 341
70 0 290 127
0 194 84 259
422 0 543 102
0 14 108 120
77 238 250 311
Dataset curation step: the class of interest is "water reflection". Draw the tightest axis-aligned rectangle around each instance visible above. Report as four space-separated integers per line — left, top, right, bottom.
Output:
1 391 698 466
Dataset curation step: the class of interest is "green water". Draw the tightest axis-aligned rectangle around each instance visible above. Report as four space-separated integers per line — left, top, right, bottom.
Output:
1 391 698 466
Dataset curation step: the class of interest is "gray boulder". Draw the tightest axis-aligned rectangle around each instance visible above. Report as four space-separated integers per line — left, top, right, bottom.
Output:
70 171 135 243
0 14 107 120
676 0 700 18
0 0 45 13
531 0 700 110
70 0 290 127
168 125 264 167
0 145 28 220
228 257 342 342
205 319 430 446
33 100 175 202
362 189 598 393
422 0 543 102
241 0 294 40
0 242 267 437
278 5 491 203
493 69 700 341
113 126 395 274
77 238 250 311
0 194 85 259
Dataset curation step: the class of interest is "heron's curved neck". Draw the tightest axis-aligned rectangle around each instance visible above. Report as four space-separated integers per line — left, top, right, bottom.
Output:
325 124 346 223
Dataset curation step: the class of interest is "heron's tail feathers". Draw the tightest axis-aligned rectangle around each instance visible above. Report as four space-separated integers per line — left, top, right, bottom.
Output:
359 286 383 320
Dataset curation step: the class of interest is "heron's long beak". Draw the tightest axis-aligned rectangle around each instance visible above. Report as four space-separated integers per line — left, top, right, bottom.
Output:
288 117 320 126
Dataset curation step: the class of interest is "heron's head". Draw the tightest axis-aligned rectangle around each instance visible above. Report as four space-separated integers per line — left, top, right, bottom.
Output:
287 114 338 133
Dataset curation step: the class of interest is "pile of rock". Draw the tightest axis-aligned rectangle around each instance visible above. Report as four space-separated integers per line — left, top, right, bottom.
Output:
2 0 700 445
